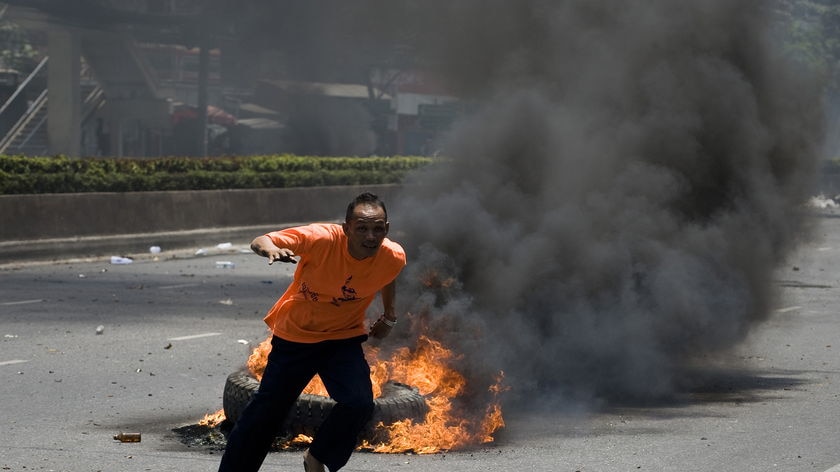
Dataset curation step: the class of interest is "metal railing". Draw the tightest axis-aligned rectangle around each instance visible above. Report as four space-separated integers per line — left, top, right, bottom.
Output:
0 56 47 130
0 88 47 155
0 55 109 155
0 57 48 154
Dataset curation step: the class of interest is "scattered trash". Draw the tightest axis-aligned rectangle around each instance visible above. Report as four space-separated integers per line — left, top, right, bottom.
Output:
78 274 86 278
113 432 141 443
149 246 162 254
95 325 104 335
219 298 234 306
110 256 134 265
4 334 18 338
237 339 249 345
172 423 229 449
808 195 838 209
216 242 233 250
164 343 172 350
195 248 208 256
215 261 235 269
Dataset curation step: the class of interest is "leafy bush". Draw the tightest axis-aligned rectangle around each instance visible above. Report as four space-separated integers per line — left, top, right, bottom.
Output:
0 154 434 194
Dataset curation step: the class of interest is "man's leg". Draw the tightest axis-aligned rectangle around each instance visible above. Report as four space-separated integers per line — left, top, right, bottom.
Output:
219 336 317 472
309 336 374 471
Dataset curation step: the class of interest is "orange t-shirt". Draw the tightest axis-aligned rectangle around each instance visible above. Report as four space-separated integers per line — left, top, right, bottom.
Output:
262 223 406 343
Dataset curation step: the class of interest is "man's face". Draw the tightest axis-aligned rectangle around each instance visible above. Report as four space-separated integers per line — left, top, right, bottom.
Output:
343 203 389 260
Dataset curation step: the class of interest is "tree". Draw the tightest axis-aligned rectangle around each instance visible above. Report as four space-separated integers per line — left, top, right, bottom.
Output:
0 19 38 74
773 0 840 157
773 1 840 87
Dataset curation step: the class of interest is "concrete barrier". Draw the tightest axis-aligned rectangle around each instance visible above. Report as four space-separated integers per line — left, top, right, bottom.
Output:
0 184 401 263
3 174 838 265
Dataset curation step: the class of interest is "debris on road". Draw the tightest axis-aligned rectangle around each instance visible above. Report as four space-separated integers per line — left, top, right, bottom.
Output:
808 194 838 209
113 432 141 443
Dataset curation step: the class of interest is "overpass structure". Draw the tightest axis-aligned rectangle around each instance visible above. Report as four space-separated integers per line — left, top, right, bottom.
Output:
0 1 460 158
0 0 225 157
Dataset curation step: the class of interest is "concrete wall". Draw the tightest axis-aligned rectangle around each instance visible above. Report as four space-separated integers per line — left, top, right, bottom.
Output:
0 184 401 263
4 175 838 265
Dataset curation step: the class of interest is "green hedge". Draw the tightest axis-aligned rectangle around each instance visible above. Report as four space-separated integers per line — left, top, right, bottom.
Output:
0 154 434 194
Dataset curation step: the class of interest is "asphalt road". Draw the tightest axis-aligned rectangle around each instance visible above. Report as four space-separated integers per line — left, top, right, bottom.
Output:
2 215 840 472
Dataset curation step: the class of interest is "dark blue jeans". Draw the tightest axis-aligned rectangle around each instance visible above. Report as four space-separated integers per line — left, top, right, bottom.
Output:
218 335 374 472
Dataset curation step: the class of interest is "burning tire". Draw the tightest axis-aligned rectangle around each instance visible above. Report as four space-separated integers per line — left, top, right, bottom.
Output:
222 369 428 440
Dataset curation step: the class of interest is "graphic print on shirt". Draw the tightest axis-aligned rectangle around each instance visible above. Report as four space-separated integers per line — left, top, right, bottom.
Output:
299 281 319 301
331 276 358 306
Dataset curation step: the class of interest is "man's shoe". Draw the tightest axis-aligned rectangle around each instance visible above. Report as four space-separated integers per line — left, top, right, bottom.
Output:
303 449 325 472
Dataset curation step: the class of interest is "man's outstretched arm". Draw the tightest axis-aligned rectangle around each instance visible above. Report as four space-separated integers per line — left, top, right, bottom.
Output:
251 235 297 264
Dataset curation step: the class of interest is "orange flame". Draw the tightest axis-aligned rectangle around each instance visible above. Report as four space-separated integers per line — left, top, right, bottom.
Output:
198 409 226 428
365 345 507 453
245 331 507 453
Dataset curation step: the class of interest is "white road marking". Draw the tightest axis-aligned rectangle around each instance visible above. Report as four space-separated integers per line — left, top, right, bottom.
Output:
157 283 200 290
0 299 44 306
0 359 29 366
167 332 222 341
775 306 801 313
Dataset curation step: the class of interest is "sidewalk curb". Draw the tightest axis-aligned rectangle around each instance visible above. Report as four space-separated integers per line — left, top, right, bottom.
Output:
0 222 315 267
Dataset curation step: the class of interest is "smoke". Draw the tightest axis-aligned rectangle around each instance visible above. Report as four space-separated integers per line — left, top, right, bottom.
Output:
387 0 825 408
23 0 822 409
283 96 376 156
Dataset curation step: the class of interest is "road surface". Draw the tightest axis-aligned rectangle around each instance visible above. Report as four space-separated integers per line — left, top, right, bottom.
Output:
1 215 840 472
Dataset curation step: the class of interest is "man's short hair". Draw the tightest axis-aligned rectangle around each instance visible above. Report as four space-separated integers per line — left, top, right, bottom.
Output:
346 192 388 222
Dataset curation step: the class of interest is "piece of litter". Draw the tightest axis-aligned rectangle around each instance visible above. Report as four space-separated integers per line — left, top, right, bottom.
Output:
216 242 233 250
110 256 134 265
163 343 172 350
4 334 18 338
95 325 104 335
237 339 249 345
195 248 207 255
215 261 235 269
219 298 234 305
149 246 161 254
114 432 141 443
808 195 838 209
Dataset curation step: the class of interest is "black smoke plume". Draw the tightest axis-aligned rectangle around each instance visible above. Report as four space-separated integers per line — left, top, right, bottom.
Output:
388 0 825 408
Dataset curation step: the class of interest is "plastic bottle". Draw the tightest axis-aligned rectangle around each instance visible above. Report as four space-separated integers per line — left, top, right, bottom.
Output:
113 432 141 442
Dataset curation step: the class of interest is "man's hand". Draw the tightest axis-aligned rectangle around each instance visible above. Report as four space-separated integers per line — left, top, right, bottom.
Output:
369 314 396 339
267 248 297 265
251 235 297 264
